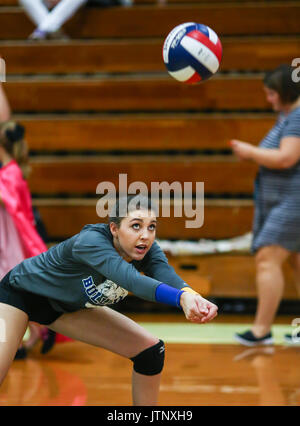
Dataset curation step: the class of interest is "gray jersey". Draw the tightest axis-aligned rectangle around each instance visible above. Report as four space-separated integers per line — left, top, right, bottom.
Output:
8 223 186 313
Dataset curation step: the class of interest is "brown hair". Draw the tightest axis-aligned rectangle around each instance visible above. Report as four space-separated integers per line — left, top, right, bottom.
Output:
263 64 300 104
0 121 31 179
108 195 158 227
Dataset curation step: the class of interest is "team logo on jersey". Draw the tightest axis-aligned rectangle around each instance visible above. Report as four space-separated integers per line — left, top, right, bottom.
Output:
82 276 128 307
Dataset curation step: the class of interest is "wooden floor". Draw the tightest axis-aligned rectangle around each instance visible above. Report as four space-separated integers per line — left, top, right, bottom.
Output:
0 314 299 407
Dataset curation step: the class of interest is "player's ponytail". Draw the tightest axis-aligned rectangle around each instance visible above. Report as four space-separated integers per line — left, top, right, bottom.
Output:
0 121 31 179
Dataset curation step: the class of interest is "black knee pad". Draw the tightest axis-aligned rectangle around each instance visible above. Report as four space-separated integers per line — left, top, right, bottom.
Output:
130 339 165 376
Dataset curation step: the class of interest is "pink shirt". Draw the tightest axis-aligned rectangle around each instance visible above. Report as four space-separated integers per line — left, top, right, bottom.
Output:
0 160 47 271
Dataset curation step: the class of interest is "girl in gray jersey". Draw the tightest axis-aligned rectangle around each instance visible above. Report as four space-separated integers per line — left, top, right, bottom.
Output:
0 195 218 405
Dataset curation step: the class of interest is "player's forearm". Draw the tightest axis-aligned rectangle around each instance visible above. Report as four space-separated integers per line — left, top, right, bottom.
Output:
147 262 187 290
154 283 199 308
0 83 11 122
249 146 293 169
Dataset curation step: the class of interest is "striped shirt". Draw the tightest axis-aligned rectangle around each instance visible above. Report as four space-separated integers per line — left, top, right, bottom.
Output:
252 106 300 252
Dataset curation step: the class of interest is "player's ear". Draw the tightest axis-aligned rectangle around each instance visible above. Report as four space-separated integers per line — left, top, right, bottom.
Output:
109 221 119 237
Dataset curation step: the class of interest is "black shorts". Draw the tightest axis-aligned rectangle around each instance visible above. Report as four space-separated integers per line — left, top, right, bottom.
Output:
0 272 63 326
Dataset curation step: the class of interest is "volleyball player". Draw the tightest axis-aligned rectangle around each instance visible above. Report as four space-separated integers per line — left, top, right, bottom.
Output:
0 196 218 405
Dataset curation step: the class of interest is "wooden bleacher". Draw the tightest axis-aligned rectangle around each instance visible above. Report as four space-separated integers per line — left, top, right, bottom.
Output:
33 199 253 240
26 156 258 194
1 0 299 300
1 37 299 73
13 113 275 151
3 76 270 112
0 2 300 39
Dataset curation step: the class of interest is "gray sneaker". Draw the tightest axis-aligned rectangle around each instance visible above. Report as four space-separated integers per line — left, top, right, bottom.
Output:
119 0 132 6
29 29 47 41
47 29 70 41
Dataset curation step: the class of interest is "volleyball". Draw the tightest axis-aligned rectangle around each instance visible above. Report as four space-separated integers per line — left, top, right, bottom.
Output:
162 22 222 84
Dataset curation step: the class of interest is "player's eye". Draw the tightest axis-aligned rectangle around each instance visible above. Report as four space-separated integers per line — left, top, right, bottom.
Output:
149 224 156 231
132 223 140 230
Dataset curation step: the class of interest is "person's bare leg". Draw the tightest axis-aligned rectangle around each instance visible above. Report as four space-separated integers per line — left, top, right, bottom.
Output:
38 0 87 33
49 307 162 405
0 83 11 122
289 252 300 297
19 0 49 27
132 370 161 406
252 245 290 337
0 303 29 385
23 323 41 349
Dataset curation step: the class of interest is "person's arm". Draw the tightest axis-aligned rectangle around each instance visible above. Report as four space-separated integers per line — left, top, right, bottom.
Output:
72 229 178 303
230 137 300 169
141 241 189 290
72 229 218 320
141 243 218 321
0 83 11 122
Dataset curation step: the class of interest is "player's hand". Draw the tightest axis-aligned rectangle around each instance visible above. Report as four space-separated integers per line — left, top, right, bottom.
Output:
180 292 218 324
230 139 255 161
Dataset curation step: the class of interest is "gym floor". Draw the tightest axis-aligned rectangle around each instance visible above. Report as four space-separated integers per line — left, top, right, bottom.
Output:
0 313 299 406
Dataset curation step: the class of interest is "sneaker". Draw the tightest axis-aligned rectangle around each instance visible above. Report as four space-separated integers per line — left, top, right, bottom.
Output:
119 0 132 6
46 29 70 41
40 329 57 354
29 29 47 41
284 331 300 345
29 29 70 42
234 330 274 347
14 347 27 360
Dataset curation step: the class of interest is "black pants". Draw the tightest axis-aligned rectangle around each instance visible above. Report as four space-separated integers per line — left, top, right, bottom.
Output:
0 272 63 325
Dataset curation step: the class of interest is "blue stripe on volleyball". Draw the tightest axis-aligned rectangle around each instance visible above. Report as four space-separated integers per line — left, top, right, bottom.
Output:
166 42 192 71
165 23 207 72
165 36 213 81
167 47 212 81
155 283 184 308
195 23 209 38
186 54 213 81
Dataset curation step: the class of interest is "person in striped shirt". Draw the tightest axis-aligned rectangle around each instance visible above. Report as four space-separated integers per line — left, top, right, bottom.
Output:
231 65 300 346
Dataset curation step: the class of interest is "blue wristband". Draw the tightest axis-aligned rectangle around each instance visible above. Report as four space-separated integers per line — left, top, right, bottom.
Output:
155 283 184 308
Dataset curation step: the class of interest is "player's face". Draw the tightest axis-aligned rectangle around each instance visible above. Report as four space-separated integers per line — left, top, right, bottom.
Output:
110 209 157 262
264 86 283 112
